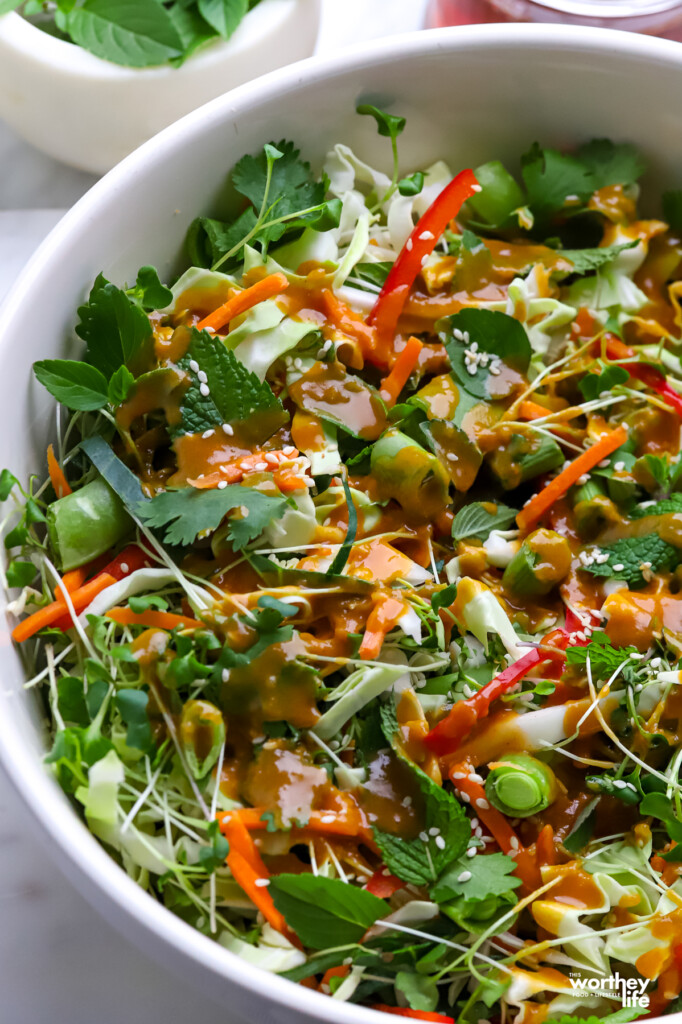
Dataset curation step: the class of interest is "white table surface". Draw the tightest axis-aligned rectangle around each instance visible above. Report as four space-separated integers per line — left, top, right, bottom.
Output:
0 2 429 1022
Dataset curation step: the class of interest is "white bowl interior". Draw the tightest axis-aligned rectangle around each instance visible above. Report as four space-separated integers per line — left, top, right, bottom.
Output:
2 23 682 1024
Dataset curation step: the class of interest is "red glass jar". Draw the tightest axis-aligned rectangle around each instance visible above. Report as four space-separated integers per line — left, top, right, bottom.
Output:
427 0 682 41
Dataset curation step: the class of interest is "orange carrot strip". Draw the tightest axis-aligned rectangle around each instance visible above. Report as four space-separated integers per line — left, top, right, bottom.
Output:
56 567 88 602
518 400 552 421
13 572 117 643
379 336 424 406
516 425 628 532
226 849 289 935
47 443 72 498
223 806 370 840
197 273 289 333
319 965 350 992
321 290 379 364
359 594 407 661
105 607 203 631
221 812 268 872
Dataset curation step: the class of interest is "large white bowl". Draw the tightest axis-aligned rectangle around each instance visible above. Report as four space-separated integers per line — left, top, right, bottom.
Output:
0 0 321 173
2 23 682 1024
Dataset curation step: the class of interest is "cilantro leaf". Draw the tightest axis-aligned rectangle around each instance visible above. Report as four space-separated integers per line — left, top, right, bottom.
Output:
451 501 518 542
128 266 173 311
373 701 470 887
521 142 594 221
440 308 531 400
176 328 287 439
566 631 638 680
186 210 258 269
197 0 248 38
556 241 638 278
580 533 680 588
67 0 184 68
576 138 646 190
76 273 152 380
136 484 287 549
33 359 109 411
198 820 230 873
431 851 521 903
269 873 388 949
578 363 629 401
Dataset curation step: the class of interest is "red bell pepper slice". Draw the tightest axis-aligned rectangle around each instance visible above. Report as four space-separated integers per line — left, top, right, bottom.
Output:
424 629 569 755
364 868 404 899
604 336 682 419
367 168 480 346
97 543 154 581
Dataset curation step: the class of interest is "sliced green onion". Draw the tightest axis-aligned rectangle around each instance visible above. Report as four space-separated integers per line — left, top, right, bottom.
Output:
467 160 525 228
179 700 226 780
485 754 558 817
502 528 571 597
370 429 450 522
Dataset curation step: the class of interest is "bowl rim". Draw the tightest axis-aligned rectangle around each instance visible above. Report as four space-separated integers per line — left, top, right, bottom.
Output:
0 0 316 80
3 20 682 1023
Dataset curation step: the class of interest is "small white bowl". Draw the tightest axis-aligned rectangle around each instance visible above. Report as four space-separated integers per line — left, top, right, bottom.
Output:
0 0 321 173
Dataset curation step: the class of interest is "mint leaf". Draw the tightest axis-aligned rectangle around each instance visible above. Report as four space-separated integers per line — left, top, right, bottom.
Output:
632 492 682 519
177 328 287 439
440 308 531 400
356 103 406 141
577 138 646 190
76 273 152 379
197 0 247 38
451 501 518 542
269 873 388 949
580 533 679 589
578 363 629 402
521 142 593 220
431 852 521 903
136 484 287 549
67 0 184 68
33 359 109 411
129 266 173 311
373 701 470 886
556 241 638 278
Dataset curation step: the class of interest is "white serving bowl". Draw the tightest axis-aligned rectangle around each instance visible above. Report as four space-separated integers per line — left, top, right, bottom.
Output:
2 22 682 1024
0 0 321 173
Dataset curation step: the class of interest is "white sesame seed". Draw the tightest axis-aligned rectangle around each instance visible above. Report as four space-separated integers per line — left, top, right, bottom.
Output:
119 562 129 574
420 254 430 267
254 878 270 887
612 563 625 572
283 446 296 456
651 657 662 669
254 463 268 472
406 238 413 251
471 184 482 193
469 773 484 784
428 827 440 836
202 429 215 439
222 423 234 435
447 452 458 462
200 383 210 397
457 870 472 882
452 771 466 780
189 360 199 373
613 461 625 472
470 818 478 829
466 847 477 858
217 481 228 490
461 792 471 803
402 796 412 808
240 461 252 471
419 230 435 241
197 370 208 384
475 798 490 810
419 831 428 842
509 836 520 851
613 780 627 789
320 814 336 824
434 835 446 850
204 327 216 335
222 668 230 683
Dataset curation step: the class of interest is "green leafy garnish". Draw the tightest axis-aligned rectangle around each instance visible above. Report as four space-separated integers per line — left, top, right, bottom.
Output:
128 265 173 311
136 484 287 549
578 363 630 401
580 533 680 589
115 688 154 752
76 273 152 380
398 171 424 197
441 308 531 400
326 474 357 576
556 241 638 279
176 328 287 438
566 631 638 680
66 0 184 68
451 501 518 542
431 851 521 903
33 360 109 412
198 819 230 873
356 103 406 141
521 142 594 221
269 873 388 949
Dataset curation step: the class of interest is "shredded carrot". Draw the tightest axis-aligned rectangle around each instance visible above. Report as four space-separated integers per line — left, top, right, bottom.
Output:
358 593 407 661
516 425 628 532
518 400 552 421
12 572 117 643
226 849 290 935
196 273 289 333
321 290 379 365
47 443 71 498
379 336 424 406
56 566 88 602
221 805 371 841
105 607 203 631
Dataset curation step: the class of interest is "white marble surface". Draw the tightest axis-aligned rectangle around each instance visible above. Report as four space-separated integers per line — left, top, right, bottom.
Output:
0 2 430 1022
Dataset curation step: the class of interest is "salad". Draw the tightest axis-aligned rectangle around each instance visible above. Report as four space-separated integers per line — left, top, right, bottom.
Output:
7 103 682 1023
